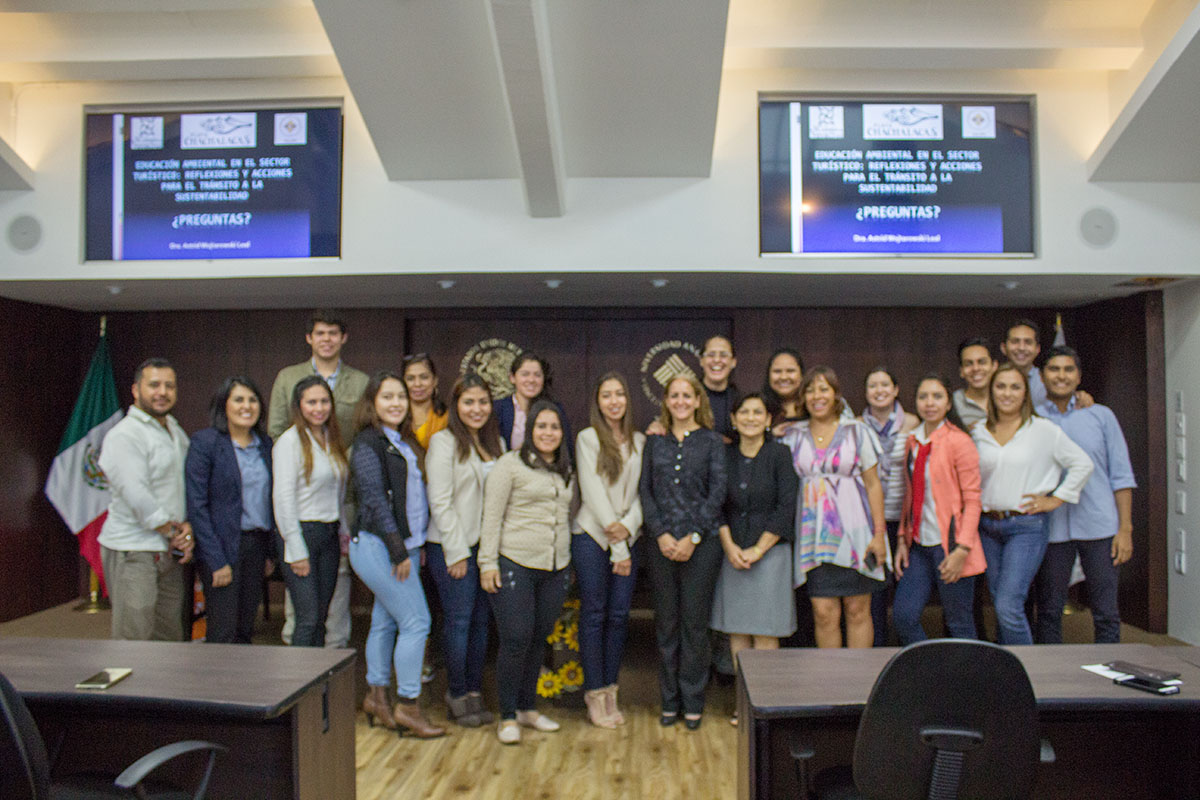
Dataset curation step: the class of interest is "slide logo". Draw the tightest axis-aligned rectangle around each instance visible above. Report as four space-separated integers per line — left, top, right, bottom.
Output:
181 113 257 149
130 117 164 150
863 104 943 140
808 106 845 139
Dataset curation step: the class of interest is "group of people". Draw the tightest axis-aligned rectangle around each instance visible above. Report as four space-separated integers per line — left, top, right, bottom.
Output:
94 312 1136 742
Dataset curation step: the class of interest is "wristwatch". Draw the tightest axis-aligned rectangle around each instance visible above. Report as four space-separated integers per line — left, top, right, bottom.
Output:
690 532 702 544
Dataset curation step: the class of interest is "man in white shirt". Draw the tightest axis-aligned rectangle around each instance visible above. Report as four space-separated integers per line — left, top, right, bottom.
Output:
98 358 195 640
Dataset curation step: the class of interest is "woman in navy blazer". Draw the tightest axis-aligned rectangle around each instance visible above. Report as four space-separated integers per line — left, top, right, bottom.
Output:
185 377 275 644
496 352 573 458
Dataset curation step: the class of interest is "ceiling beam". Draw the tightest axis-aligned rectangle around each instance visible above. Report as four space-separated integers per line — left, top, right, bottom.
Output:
487 0 565 217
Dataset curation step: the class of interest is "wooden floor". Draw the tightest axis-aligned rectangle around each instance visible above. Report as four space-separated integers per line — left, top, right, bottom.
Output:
2 596 1185 800
355 699 736 800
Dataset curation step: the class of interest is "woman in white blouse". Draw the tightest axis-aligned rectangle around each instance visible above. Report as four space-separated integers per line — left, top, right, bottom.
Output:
971 363 1092 645
573 372 645 728
272 375 348 647
425 373 505 727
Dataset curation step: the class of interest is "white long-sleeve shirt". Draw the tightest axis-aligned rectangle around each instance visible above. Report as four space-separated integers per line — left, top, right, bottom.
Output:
573 427 645 563
972 417 1093 512
272 426 346 563
97 406 189 552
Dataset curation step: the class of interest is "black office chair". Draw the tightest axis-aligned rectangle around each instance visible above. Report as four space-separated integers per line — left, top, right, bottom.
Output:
0 671 225 800
803 639 1041 800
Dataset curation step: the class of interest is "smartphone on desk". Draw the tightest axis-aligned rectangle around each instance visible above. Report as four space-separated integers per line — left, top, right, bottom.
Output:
1114 675 1180 695
75 667 132 690
1104 660 1181 683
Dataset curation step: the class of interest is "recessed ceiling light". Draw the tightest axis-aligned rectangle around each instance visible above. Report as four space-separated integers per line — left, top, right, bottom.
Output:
437 279 455 289
650 279 669 288
544 279 562 289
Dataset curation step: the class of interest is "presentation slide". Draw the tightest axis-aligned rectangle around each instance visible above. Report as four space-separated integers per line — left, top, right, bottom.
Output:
85 107 342 261
760 99 1034 256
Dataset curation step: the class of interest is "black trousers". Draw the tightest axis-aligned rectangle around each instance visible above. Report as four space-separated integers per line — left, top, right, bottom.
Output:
648 535 723 715
200 529 269 644
281 521 340 647
488 555 570 719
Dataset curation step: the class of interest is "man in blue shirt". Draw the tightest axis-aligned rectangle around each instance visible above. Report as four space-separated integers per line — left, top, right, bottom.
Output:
1034 346 1136 643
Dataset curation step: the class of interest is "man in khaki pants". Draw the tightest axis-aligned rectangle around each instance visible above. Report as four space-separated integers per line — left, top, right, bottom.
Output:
98 358 195 640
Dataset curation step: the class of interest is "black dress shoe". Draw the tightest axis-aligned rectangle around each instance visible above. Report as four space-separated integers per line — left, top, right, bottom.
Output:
684 715 702 730
660 712 678 727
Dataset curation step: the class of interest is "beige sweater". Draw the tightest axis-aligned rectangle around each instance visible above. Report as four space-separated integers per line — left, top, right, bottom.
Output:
479 451 573 573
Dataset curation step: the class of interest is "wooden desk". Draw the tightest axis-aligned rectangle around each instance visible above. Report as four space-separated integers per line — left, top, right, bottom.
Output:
737 644 1200 800
0 638 356 800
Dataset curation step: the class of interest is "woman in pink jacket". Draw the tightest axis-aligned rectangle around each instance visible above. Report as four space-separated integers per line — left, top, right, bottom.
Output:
892 374 985 644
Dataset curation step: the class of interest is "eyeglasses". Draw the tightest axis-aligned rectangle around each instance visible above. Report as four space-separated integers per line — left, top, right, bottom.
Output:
702 351 733 360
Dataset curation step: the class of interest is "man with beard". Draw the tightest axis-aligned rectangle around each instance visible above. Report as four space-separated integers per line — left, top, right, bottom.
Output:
98 358 195 640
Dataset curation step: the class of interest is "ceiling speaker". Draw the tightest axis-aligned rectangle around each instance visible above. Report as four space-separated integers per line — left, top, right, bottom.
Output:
1079 207 1117 248
6 214 42 253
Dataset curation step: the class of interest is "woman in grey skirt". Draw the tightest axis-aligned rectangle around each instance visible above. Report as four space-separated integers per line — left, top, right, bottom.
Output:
711 393 799 722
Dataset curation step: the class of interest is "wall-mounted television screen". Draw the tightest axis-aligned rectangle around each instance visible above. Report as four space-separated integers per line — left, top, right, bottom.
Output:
84 102 343 261
759 96 1034 257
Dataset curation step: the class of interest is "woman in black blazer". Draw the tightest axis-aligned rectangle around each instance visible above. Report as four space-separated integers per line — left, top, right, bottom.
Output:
711 392 798 713
185 377 275 644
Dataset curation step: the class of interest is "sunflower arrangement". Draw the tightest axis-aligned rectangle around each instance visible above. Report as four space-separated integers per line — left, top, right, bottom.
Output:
540 592 584 703
536 668 564 698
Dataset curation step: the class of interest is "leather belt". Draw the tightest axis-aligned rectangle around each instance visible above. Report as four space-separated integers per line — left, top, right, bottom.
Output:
982 510 1029 520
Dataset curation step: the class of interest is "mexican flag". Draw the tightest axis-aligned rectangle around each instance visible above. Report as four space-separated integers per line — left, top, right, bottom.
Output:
45 332 122 593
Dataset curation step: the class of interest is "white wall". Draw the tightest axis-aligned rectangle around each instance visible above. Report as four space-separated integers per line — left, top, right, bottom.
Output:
1166 278 1200 644
1 67 1200 282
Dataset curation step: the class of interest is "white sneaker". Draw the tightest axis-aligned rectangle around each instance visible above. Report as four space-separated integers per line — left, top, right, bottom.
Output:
497 720 521 744
516 710 560 732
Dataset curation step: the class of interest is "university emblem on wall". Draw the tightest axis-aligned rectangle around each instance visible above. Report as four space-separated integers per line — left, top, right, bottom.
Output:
82 443 109 491
639 340 703 405
460 338 524 399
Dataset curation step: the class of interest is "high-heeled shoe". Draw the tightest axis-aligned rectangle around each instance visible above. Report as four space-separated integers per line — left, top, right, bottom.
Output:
604 684 625 726
362 685 398 730
393 698 447 738
585 688 617 728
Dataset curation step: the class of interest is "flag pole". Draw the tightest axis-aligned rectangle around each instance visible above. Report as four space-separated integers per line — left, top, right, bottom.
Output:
73 313 112 614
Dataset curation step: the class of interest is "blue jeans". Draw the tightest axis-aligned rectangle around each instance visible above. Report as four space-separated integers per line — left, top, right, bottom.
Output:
979 514 1048 645
892 543 977 645
280 521 340 647
1035 538 1121 644
426 542 491 697
571 533 637 691
349 534 431 698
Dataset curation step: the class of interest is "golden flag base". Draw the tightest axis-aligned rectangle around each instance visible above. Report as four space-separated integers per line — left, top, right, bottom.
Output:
74 568 110 613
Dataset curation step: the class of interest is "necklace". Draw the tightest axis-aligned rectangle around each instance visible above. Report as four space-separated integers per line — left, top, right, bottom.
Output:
811 420 838 444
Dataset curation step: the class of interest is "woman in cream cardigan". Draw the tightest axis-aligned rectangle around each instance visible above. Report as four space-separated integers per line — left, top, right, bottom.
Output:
425 373 504 727
573 372 645 728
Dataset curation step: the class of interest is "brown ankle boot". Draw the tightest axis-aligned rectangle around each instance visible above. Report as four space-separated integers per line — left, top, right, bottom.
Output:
393 699 447 738
362 685 397 730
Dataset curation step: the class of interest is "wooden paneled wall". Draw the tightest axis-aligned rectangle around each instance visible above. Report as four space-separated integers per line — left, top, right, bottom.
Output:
0 297 90 622
3 295 1167 631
